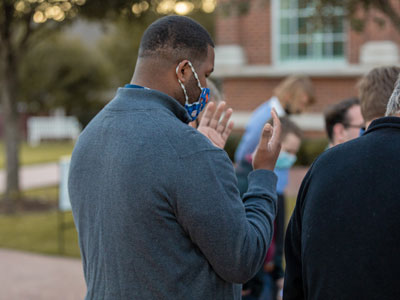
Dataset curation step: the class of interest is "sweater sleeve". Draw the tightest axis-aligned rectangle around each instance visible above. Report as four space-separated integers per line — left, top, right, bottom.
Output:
271 194 285 280
175 149 277 284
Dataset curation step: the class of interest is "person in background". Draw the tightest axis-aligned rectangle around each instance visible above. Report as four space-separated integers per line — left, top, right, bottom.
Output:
235 75 314 164
324 98 364 148
237 116 303 300
284 66 400 300
358 67 400 128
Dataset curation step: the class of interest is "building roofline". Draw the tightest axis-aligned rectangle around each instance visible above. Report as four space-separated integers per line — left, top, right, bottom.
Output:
212 64 391 79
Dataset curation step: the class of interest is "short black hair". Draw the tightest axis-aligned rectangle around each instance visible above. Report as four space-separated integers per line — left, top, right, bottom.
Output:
139 15 214 64
324 98 360 142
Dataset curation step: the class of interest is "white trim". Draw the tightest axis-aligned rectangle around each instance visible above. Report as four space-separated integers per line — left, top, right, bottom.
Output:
269 97 286 117
214 45 247 67
232 112 325 131
212 63 381 78
289 113 325 131
271 0 279 66
271 0 346 64
360 41 399 65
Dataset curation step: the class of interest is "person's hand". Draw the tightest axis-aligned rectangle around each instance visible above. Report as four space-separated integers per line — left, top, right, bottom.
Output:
252 108 281 170
195 101 234 149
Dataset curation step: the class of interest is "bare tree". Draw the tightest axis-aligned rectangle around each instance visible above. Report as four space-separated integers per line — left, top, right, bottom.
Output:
0 0 214 213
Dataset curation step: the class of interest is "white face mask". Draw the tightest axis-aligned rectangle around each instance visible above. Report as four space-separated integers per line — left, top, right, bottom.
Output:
176 61 210 121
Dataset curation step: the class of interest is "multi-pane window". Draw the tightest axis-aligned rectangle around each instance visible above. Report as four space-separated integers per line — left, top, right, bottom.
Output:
278 0 346 62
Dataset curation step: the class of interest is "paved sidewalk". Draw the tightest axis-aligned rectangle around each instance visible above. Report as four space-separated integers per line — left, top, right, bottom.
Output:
0 163 308 196
0 249 86 300
0 163 59 194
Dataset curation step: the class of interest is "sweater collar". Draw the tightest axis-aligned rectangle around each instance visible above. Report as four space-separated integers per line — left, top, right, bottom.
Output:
108 87 192 124
365 116 400 135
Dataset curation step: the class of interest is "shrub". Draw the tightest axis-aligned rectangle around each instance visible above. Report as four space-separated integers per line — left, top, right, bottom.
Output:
295 138 329 166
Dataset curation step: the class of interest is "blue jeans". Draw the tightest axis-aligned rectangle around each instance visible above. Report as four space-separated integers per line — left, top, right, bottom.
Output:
258 272 274 300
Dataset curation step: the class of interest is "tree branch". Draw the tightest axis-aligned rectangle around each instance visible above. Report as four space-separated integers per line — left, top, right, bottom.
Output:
373 0 400 33
0 3 14 44
19 10 35 52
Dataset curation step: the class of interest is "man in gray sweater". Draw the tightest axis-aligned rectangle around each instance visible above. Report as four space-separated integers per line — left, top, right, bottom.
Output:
69 15 281 299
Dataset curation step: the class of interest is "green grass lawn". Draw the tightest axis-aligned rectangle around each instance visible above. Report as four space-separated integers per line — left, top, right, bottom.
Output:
0 185 80 257
0 183 298 259
286 196 297 226
0 141 75 169
22 185 60 205
0 210 80 257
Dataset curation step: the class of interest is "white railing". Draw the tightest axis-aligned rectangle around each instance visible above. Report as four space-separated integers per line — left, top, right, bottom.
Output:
27 116 81 146
59 157 71 212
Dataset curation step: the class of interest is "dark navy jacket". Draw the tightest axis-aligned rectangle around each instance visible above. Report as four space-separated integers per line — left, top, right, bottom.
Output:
69 87 278 300
284 117 400 300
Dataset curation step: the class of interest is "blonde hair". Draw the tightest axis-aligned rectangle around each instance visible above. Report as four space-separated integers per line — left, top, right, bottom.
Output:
358 66 400 121
274 75 315 106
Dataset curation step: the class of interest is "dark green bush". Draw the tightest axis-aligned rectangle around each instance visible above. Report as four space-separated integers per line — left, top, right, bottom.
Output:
295 138 329 166
224 133 329 166
224 132 243 162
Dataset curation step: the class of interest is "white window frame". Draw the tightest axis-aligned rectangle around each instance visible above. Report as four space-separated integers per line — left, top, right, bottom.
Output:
271 0 347 68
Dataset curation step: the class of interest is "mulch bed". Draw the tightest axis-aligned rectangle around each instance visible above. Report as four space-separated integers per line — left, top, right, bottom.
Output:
0 197 57 214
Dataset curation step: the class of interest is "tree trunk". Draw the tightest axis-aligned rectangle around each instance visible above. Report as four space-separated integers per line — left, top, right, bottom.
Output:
0 41 20 214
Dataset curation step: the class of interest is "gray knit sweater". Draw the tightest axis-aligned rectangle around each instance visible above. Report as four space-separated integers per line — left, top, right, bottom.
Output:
69 87 277 299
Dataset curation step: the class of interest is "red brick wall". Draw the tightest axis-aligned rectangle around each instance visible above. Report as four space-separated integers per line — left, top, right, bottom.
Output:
215 11 240 44
238 0 271 64
216 0 271 64
222 77 359 113
222 78 281 111
217 0 400 66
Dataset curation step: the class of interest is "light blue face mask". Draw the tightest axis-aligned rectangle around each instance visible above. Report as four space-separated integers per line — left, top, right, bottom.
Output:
275 151 297 170
176 61 210 122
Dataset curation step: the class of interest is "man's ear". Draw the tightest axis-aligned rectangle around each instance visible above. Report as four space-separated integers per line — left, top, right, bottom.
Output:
176 60 191 83
333 123 345 143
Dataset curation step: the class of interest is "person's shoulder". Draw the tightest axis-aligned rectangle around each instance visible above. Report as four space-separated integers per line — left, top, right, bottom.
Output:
254 98 274 114
169 123 224 158
310 137 365 175
247 98 274 127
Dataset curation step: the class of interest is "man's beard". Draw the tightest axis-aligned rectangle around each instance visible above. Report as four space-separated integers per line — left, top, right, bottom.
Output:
185 75 201 104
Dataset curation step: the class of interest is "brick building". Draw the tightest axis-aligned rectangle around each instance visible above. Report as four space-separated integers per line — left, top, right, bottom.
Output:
213 0 400 133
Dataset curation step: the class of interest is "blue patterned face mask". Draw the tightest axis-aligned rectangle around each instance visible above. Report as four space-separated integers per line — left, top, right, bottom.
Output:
176 61 210 122
275 151 297 169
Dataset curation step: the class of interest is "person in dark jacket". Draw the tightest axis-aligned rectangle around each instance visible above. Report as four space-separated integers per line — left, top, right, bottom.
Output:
284 66 400 300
